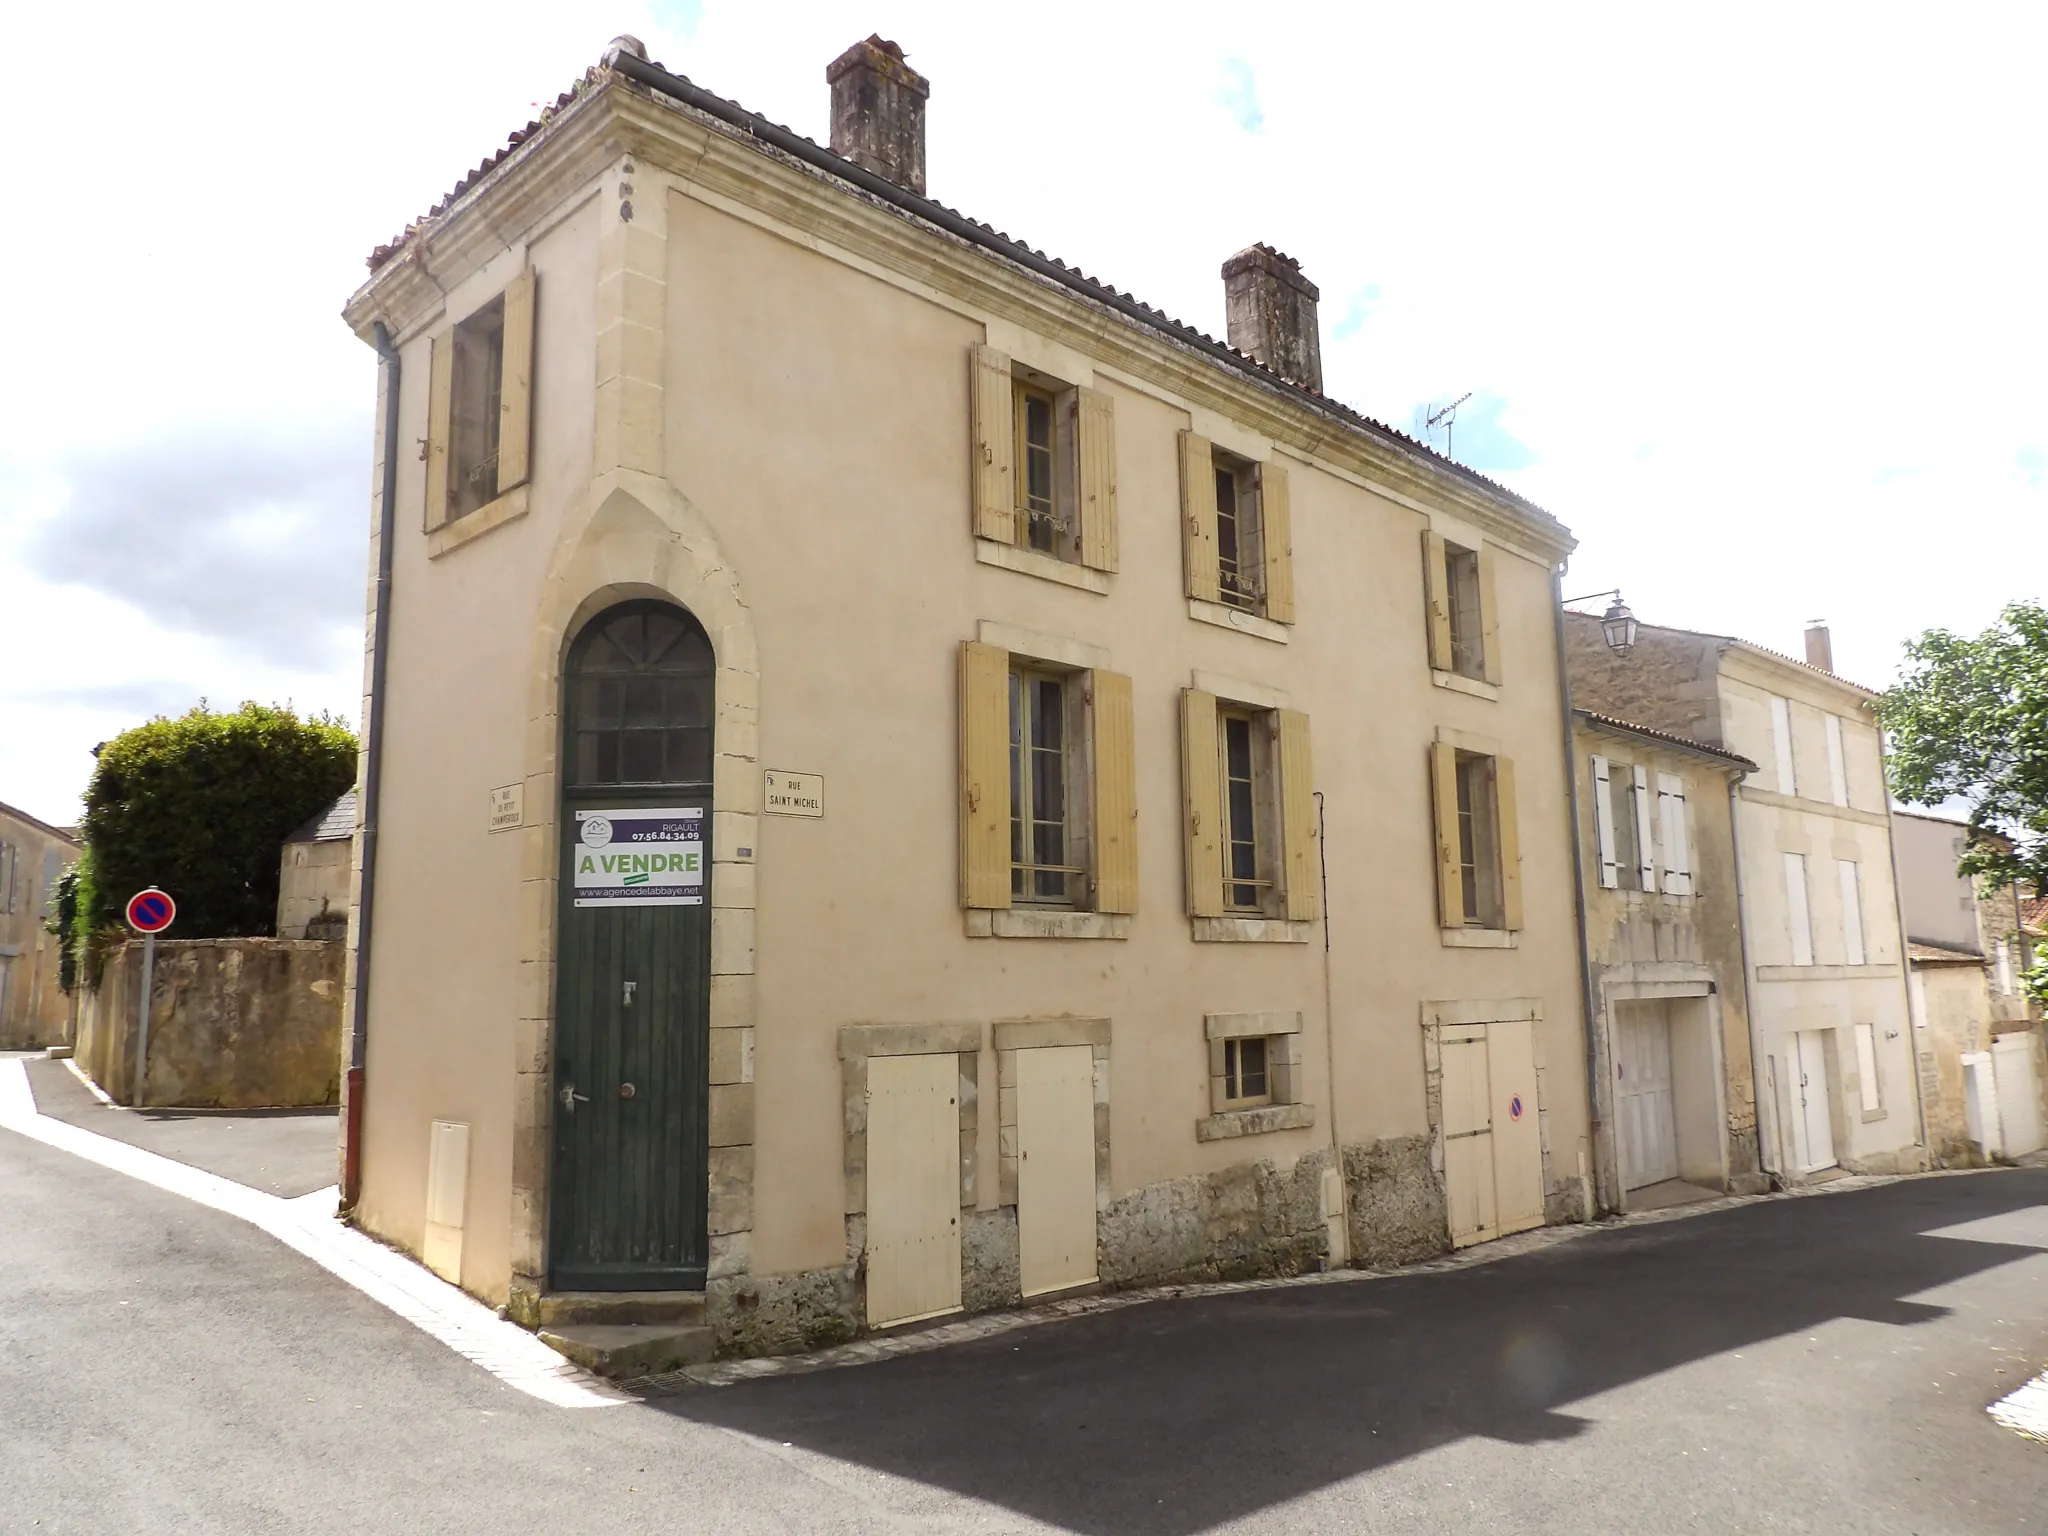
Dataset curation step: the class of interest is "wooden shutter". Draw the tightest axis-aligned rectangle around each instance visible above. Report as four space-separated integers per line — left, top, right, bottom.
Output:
1825 715 1848 807
1181 689 1224 917
971 344 1015 543
496 269 537 490
1631 765 1657 891
1430 740 1463 929
423 335 454 530
1422 530 1453 670
1278 708 1318 922
1180 431 1220 603
1476 544 1502 686
1838 860 1866 966
1783 853 1814 966
1261 462 1295 624
1091 669 1138 914
959 641 1011 909
1077 386 1118 572
1496 754 1525 931
1658 773 1692 896
1591 755 1618 889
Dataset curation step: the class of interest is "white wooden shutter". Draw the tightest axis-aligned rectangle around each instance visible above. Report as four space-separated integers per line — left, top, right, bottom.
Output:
1824 715 1848 807
1631 765 1657 892
1838 859 1866 966
1784 853 1814 966
1854 1023 1882 1112
1771 696 1796 796
1657 773 1692 896
1591 755 1619 890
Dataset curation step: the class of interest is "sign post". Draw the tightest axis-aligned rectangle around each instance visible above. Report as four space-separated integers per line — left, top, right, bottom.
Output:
125 888 176 1106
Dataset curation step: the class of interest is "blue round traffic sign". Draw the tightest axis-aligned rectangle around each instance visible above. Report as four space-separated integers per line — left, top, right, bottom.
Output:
126 888 176 934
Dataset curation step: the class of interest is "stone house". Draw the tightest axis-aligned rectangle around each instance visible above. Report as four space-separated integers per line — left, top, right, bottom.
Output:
277 789 355 940
1571 710 1766 1211
338 35 1591 1366
0 799 79 1050
1568 618 1923 1184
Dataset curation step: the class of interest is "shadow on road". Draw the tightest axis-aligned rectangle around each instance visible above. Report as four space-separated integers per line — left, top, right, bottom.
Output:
655 1170 2048 1535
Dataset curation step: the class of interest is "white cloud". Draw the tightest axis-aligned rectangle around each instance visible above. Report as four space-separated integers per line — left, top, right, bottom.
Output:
1 0 2041 823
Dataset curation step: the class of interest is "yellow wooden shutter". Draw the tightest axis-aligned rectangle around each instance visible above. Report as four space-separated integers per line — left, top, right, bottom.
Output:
1261 462 1295 624
1430 740 1462 929
960 641 1011 909
1422 530 1452 671
1477 544 1502 686
424 335 454 530
1278 708 1318 922
1078 386 1118 572
1180 431 1220 603
496 269 537 491
1496 754 1524 930
971 344 1015 544
1180 689 1224 917
1091 669 1138 914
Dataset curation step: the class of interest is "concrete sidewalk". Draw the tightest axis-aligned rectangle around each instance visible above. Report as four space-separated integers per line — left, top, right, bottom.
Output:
19 1053 338 1198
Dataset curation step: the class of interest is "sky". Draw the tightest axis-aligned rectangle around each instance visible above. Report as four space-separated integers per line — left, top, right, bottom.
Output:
2 2 2042 826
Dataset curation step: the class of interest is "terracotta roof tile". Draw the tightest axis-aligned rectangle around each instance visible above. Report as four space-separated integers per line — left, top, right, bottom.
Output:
1574 709 1759 772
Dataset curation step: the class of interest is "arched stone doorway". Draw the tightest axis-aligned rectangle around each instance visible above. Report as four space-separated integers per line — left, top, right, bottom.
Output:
551 598 714 1290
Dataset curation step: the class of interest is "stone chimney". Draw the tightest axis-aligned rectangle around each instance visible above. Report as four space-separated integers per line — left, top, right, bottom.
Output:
827 36 930 196
1222 244 1323 393
1805 621 1834 674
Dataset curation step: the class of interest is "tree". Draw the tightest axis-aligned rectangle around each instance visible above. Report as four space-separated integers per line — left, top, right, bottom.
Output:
1880 601 2048 892
78 703 357 942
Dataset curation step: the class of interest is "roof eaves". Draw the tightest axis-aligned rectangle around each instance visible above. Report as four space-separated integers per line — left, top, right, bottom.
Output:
1574 709 1758 773
0 800 82 846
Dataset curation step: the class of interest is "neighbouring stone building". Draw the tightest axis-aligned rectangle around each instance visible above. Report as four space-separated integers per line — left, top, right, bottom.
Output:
0 799 79 1050
338 35 1592 1368
278 789 355 940
1571 710 1766 1211
1568 618 1924 1184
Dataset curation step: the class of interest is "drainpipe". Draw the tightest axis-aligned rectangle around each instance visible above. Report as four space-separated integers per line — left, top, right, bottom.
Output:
342 319 401 1213
1313 790 1348 1266
1726 773 1776 1183
1552 564 1603 1219
1874 722 1932 1167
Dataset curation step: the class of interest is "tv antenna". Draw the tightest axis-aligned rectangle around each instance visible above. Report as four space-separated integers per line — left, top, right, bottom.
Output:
1424 393 1472 460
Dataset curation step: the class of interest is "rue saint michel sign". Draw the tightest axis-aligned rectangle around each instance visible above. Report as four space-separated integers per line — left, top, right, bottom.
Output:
572 807 705 907
763 770 823 818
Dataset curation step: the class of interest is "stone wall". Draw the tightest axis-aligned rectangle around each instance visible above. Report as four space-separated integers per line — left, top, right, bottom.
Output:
75 938 343 1108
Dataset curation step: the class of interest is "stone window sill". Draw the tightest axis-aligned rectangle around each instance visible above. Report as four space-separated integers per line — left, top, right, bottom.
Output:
1196 1103 1315 1142
1754 962 1902 982
1191 917 1314 944
429 482 529 558
1440 926 1519 949
1188 598 1289 643
1431 669 1499 702
1861 1107 1889 1123
966 909 1132 940
974 537 1110 594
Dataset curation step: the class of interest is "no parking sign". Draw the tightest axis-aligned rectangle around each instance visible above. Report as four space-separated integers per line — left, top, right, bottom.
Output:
126 887 176 934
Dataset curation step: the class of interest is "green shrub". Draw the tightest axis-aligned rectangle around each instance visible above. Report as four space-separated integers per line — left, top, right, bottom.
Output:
79 703 357 942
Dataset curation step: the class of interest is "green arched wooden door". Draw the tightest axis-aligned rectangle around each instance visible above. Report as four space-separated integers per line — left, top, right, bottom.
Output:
551 600 713 1290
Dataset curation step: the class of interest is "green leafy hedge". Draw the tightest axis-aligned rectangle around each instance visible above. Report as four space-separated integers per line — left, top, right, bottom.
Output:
76 703 357 946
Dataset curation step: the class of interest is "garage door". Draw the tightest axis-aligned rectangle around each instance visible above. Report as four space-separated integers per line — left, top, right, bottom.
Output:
1617 1004 1679 1190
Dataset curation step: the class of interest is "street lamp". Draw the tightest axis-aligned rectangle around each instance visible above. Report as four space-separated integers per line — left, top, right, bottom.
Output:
1565 589 1638 657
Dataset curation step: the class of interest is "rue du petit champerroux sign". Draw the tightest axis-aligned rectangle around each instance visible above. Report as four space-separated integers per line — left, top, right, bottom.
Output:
763 770 823 818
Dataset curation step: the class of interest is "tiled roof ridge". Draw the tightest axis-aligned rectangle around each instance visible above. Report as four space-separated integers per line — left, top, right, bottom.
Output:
358 48 1564 536
1573 708 1758 772
1908 940 1984 964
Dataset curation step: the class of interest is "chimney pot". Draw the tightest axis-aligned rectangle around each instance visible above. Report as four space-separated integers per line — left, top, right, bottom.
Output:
1805 621 1834 674
1221 245 1323 393
827 35 930 196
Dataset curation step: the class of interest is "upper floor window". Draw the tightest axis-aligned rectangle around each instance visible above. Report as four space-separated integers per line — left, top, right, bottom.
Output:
970 344 1118 577
1010 664 1080 906
1423 531 1500 686
425 270 536 534
1769 695 1797 796
1180 683 1316 928
1179 433 1294 626
1592 754 1683 895
1431 735 1524 934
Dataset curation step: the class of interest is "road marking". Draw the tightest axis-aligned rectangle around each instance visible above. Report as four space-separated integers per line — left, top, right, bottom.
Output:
0 1058 626 1410
1993 1369 2048 1444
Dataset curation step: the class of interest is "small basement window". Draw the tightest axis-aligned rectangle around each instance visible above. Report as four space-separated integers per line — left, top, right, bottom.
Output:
1221 1036 1270 1107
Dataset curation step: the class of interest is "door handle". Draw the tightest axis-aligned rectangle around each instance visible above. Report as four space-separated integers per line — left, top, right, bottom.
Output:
558 1082 590 1113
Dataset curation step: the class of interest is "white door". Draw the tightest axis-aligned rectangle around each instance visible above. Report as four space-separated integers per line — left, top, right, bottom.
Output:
1016 1045 1098 1297
1792 1030 1836 1172
866 1052 962 1327
1441 1027 1496 1248
1617 1006 1680 1190
1488 1017 1546 1237
1992 1037 2045 1157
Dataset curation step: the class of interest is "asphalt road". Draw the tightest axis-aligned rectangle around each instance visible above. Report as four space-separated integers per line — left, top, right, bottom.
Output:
4 1097 2045 1535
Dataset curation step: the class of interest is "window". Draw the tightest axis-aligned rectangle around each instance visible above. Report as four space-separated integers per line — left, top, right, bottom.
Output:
1221 1036 1270 1107
566 601 715 788
1010 666 1081 905
1627 765 1656 891
959 635 1137 921
1838 859 1865 965
1422 531 1499 684
1591 755 1651 892
1854 1022 1883 1114
1431 738 1523 933
1180 686 1317 926
426 270 535 532
1770 695 1797 797
1657 773 1693 896
1178 433 1294 625
1824 715 1849 807
1784 852 1814 966
970 345 1118 575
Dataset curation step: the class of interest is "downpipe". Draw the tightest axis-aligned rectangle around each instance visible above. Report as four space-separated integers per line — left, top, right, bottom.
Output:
1553 562 1604 1220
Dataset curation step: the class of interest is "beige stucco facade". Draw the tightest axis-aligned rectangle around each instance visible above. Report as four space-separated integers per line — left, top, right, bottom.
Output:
0 800 79 1050
1568 618 1924 1183
341 50 1588 1352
